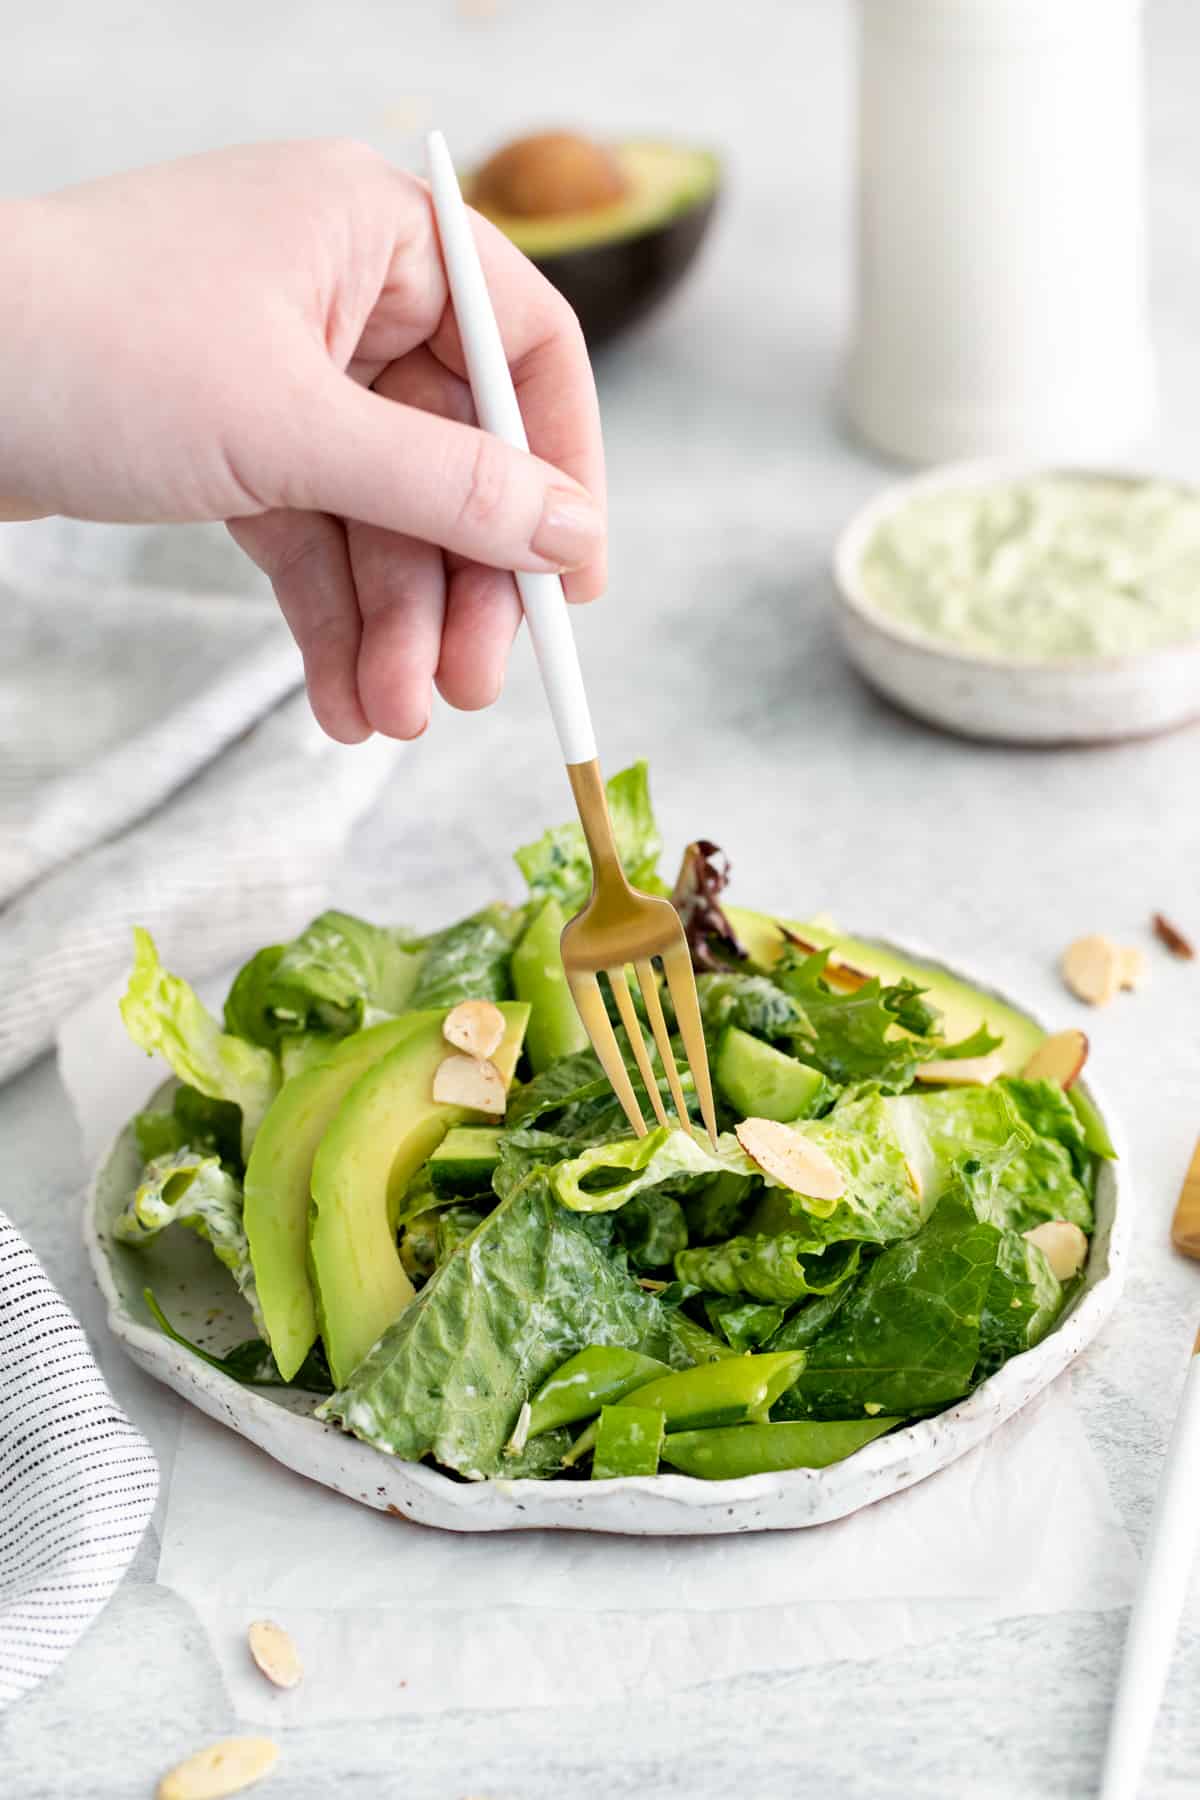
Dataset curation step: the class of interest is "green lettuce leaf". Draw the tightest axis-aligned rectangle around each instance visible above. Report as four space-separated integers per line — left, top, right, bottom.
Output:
514 761 664 910
407 906 518 1009
612 1191 689 1270
318 1172 690 1479
775 1189 1001 1420
748 1092 928 1249
676 1235 861 1305
436 1205 487 1265
134 1085 243 1170
977 1228 1064 1379
765 1285 856 1351
223 911 421 1048
703 1295 790 1352
888 1085 1093 1233
120 929 279 1156
1001 1077 1093 1178
113 1149 265 1336
681 1172 757 1244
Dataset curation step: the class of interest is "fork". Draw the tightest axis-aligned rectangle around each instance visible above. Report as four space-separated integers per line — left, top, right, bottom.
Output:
425 131 717 1144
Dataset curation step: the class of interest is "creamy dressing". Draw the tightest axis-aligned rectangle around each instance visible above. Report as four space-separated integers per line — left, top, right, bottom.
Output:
859 475 1200 659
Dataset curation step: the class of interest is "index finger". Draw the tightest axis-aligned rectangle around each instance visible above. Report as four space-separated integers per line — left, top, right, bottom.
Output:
426 207 607 604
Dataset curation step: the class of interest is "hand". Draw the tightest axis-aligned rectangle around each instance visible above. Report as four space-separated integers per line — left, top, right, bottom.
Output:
1 140 606 741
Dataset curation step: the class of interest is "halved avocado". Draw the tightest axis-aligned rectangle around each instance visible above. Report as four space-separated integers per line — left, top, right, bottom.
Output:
309 1003 529 1386
469 133 720 346
724 905 1045 1076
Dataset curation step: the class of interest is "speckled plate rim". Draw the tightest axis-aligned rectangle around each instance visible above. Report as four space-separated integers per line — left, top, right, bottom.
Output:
833 457 1200 674
84 932 1130 1535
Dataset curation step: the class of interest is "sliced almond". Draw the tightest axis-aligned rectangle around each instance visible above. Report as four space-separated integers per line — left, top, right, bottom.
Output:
1021 1029 1089 1090
157 1738 278 1800
1023 1219 1089 1282
247 1619 303 1691
914 1049 1007 1087
735 1117 846 1200
1061 934 1122 1007
1118 945 1148 991
443 998 506 1061
432 1051 507 1115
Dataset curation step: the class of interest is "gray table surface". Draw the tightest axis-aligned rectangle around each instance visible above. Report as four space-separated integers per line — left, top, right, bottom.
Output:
5 2 1200 1794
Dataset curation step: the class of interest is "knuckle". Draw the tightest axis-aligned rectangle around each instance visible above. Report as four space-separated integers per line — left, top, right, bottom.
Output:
455 434 512 538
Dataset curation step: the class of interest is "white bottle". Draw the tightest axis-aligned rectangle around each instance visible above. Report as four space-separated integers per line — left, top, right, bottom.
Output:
843 0 1155 466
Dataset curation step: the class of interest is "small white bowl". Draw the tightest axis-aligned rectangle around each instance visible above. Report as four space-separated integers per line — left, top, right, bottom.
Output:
833 460 1200 745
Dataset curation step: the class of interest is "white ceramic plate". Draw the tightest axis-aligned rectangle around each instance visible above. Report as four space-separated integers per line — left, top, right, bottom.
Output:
84 937 1129 1535
834 460 1200 745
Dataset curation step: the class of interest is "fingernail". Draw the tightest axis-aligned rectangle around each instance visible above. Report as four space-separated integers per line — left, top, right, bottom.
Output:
531 488 604 571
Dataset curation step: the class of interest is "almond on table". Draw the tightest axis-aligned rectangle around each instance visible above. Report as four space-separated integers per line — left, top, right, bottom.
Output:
156 1738 278 1800
1061 934 1123 1007
1153 912 1196 960
247 1619 303 1690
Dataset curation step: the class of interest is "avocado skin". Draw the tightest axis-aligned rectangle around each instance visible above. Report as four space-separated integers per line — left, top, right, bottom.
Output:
533 193 717 347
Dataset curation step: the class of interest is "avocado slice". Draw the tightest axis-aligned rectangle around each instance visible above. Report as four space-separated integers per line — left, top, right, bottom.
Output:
715 1025 828 1122
243 1017 425 1381
428 1126 504 1199
511 896 588 1071
309 1003 529 1386
470 137 720 346
724 905 1045 1076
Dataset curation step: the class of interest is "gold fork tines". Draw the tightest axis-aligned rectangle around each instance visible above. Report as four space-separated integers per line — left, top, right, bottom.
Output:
560 760 718 1146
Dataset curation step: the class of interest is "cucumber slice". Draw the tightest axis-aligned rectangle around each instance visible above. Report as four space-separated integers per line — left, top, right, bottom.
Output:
428 1125 504 1197
716 1025 827 1122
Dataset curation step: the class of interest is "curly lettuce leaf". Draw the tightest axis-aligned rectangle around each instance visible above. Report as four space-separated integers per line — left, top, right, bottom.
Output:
775 1189 1001 1420
407 906 518 1010
319 1172 690 1478
748 1092 928 1249
514 761 664 910
774 949 937 1090
120 929 279 1156
113 1149 265 1336
223 911 421 1048
695 971 807 1044
676 1235 861 1305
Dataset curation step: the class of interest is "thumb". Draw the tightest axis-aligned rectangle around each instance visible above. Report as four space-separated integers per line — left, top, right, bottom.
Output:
271 369 605 576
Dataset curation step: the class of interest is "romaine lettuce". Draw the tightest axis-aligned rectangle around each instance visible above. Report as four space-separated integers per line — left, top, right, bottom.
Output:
319 1172 690 1479
223 911 421 1047
514 761 663 910
120 929 279 1156
748 1092 928 1248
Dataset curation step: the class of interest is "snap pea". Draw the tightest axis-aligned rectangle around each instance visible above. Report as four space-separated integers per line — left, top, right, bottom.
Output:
659 1416 902 1480
562 1349 807 1467
591 1405 665 1480
525 1345 670 1439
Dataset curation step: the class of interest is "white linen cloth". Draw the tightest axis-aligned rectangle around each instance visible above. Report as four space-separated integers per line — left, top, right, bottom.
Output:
0 515 402 1706
0 515 399 1083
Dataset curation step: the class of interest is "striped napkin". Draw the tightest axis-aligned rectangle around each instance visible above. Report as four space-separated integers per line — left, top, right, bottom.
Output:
0 1213 158 1707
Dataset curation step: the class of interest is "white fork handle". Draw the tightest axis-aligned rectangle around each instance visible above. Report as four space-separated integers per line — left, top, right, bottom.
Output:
425 130 598 767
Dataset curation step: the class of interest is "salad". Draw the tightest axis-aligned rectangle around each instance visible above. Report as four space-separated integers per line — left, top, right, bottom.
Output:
111 764 1113 1485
